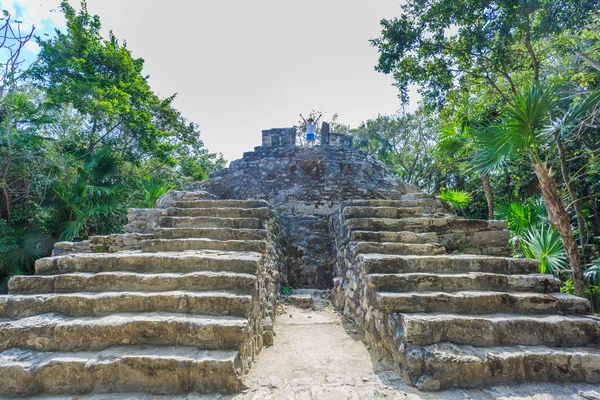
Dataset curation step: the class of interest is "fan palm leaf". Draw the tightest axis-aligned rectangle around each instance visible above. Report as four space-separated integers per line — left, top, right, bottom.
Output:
504 84 554 140
470 125 518 173
470 84 556 173
544 90 600 139
521 224 568 276
495 199 545 236
438 189 472 210
584 259 600 286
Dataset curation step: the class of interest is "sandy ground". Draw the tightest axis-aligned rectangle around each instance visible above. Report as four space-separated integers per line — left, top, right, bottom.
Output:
226 302 600 400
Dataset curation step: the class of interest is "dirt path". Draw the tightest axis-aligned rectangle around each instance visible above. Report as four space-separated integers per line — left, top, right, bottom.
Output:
228 303 600 400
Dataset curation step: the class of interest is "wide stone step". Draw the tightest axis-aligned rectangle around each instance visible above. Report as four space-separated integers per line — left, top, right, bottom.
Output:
401 192 437 200
35 251 261 275
367 272 560 293
376 291 590 315
141 238 266 253
155 227 268 241
0 312 248 352
345 217 506 233
350 230 438 244
343 206 423 219
159 216 262 229
360 254 538 275
164 207 269 219
169 199 268 209
0 346 242 396
343 199 442 209
0 291 252 318
397 313 600 347
402 342 600 390
9 271 256 294
353 242 446 256
437 230 511 249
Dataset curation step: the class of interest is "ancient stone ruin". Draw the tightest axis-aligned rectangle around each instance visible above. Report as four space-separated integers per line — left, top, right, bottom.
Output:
0 128 598 396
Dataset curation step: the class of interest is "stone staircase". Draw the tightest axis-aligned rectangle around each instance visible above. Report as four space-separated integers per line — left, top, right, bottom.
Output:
331 195 600 391
0 192 281 397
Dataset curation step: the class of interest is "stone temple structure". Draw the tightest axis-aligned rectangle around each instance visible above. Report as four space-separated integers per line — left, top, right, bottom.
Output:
0 128 598 396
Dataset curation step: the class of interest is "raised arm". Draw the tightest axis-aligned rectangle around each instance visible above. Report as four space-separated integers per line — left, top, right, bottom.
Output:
314 114 322 124
299 114 307 124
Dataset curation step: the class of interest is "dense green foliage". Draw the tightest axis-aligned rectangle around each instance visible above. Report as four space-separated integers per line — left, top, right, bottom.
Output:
2 1 600 297
437 189 472 214
352 113 438 190
0 2 224 291
356 0 600 296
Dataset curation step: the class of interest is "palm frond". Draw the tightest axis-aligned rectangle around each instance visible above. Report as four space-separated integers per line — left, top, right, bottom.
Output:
505 84 555 139
438 189 472 210
138 178 173 208
544 90 600 139
495 199 545 236
435 126 470 158
521 224 568 276
3 230 53 276
60 219 86 241
470 125 519 173
584 259 600 286
471 84 556 173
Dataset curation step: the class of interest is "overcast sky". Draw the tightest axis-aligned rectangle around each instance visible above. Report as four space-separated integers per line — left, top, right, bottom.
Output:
4 0 408 162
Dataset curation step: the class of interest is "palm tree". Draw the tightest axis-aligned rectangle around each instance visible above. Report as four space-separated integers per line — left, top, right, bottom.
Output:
0 228 53 293
137 177 173 208
471 85 600 298
47 146 126 241
435 124 495 220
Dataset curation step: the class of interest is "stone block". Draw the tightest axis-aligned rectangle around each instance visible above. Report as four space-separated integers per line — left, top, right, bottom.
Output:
287 294 313 309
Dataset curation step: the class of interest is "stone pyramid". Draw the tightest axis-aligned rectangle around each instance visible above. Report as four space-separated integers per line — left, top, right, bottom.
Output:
0 128 597 397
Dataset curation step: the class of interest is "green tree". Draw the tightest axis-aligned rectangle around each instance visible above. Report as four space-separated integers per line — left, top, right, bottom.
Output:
435 121 497 220
471 84 600 297
371 0 598 109
352 113 438 191
0 11 38 226
45 146 126 241
373 0 600 245
30 0 221 174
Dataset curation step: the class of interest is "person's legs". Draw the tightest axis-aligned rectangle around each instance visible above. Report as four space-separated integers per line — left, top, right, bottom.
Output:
306 133 315 146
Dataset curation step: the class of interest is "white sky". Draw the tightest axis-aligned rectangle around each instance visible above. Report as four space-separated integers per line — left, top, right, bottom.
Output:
3 0 410 163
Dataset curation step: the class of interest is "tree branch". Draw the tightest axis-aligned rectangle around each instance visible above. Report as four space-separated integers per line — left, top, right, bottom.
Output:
574 50 600 71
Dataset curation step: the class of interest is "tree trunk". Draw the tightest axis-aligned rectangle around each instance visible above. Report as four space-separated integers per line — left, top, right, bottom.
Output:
555 136 587 248
480 172 494 220
533 163 585 298
1 160 11 226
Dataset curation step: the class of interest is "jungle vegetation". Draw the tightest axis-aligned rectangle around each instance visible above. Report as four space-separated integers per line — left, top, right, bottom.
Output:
2 1 600 300
353 0 600 298
0 2 224 292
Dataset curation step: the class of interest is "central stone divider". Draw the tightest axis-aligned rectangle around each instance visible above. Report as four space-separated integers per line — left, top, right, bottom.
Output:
0 191 284 397
330 197 600 391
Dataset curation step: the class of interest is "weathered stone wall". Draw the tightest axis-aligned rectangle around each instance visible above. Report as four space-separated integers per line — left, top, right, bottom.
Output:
329 201 511 321
50 194 286 373
191 128 420 288
52 233 152 255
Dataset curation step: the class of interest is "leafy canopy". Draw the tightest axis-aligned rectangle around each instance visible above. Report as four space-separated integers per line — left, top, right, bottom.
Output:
372 0 599 108
30 1 212 166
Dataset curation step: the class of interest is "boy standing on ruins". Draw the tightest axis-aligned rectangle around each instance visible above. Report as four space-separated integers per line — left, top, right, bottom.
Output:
300 113 322 146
